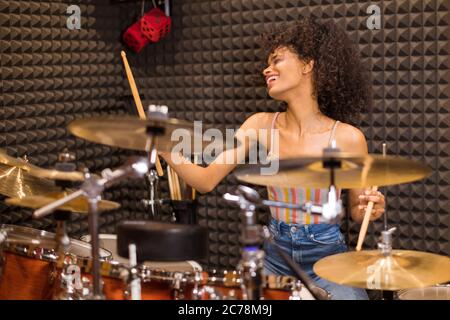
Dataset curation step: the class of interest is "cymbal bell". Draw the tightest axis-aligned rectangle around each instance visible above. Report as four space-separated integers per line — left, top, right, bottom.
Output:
0 164 61 198
235 153 432 189
313 250 450 291
5 191 121 213
68 116 232 153
0 149 85 182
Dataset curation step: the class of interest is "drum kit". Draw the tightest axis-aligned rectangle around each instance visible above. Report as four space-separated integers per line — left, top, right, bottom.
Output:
0 107 449 300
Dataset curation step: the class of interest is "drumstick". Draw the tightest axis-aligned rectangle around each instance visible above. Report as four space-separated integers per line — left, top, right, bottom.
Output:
167 165 174 200
120 51 164 177
191 154 197 200
356 185 378 251
356 144 387 251
173 170 181 200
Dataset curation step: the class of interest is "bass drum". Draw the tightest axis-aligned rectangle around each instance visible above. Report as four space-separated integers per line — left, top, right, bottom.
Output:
0 224 111 300
397 285 450 300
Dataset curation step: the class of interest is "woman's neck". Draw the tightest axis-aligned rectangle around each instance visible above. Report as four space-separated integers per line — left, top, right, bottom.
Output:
282 94 330 135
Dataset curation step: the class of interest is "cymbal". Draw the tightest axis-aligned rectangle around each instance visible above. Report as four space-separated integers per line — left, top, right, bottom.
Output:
313 250 450 291
5 191 121 213
0 163 61 198
0 149 85 182
234 153 432 189
68 116 230 153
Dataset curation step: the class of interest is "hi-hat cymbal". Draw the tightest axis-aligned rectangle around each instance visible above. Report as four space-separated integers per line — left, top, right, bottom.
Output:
234 153 432 189
5 191 120 213
313 250 450 291
0 149 85 182
0 164 61 198
68 116 230 153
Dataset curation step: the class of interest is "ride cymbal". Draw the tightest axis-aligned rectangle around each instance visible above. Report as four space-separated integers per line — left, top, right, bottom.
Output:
313 250 450 291
234 153 432 189
68 116 231 153
5 191 120 213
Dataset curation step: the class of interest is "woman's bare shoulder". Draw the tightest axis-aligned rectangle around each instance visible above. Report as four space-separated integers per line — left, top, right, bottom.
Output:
335 122 368 153
240 112 277 130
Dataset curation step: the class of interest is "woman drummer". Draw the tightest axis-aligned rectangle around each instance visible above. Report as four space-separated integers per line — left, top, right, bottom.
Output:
159 17 385 300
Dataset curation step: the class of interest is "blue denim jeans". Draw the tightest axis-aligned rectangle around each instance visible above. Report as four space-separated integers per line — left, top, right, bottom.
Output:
264 219 369 300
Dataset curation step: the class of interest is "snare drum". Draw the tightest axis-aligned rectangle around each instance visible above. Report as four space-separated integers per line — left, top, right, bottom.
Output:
0 224 111 300
397 285 450 300
204 270 316 300
80 234 205 300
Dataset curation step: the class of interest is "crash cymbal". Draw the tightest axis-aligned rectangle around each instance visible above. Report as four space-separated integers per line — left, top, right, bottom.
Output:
5 191 120 213
68 116 230 153
234 153 432 189
313 250 450 291
0 164 61 198
0 149 85 182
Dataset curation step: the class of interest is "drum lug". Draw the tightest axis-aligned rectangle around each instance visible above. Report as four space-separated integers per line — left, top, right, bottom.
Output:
171 273 185 300
289 280 303 300
202 286 223 300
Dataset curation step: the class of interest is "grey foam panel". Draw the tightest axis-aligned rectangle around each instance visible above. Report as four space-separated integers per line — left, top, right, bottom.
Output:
118 0 449 269
1 0 449 271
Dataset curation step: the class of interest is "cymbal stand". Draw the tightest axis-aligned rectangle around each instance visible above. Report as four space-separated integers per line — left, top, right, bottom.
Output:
52 151 82 300
142 168 161 219
377 227 397 300
224 185 330 300
33 155 152 299
223 185 264 300
321 143 343 222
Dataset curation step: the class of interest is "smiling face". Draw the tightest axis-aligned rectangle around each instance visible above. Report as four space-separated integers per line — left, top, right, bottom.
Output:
263 46 313 101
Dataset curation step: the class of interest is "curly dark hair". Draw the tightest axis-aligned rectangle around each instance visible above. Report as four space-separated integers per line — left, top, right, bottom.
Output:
258 18 372 124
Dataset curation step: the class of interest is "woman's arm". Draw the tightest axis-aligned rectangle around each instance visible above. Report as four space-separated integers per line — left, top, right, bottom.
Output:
159 113 269 194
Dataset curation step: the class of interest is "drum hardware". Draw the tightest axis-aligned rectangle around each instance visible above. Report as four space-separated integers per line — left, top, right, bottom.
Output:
289 281 304 300
224 185 330 300
127 243 141 300
32 156 151 299
222 186 269 300
142 169 161 219
191 271 208 300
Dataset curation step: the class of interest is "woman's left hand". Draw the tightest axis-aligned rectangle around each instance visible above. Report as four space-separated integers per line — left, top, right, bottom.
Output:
358 189 385 221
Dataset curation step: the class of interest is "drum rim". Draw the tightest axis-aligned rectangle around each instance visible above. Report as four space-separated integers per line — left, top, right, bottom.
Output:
0 224 112 263
206 269 298 291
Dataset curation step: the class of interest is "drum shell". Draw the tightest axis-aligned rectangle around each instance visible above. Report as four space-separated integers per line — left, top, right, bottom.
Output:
0 225 111 300
0 251 56 299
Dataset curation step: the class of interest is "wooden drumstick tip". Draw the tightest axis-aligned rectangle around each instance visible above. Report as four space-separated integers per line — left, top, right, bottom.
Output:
121 51 126 58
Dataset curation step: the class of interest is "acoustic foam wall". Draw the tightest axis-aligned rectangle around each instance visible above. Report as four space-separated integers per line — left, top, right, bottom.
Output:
122 0 450 269
0 0 151 238
1 0 449 271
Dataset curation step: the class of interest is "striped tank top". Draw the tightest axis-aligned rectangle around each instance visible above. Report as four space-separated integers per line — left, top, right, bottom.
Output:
267 112 341 225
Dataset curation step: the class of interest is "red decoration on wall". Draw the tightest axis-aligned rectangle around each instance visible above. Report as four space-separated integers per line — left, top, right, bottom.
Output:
123 20 149 53
140 7 171 42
